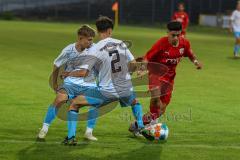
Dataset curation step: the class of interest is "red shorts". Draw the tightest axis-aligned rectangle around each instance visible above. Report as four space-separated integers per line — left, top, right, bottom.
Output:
148 74 174 105
143 74 175 123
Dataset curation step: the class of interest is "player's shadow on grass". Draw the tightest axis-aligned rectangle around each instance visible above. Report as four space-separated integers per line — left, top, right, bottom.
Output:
17 141 164 160
227 56 240 60
104 143 164 160
17 142 90 160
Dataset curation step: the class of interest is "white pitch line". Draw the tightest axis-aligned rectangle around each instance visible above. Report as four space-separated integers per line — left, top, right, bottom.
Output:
0 139 240 150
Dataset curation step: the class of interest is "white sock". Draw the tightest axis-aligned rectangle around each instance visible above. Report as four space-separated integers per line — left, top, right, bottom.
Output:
42 123 49 132
85 127 93 134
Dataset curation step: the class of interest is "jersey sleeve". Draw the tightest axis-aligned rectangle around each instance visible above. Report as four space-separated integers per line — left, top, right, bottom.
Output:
125 49 135 62
231 11 236 21
120 41 135 62
184 39 194 59
172 12 177 20
53 49 69 67
144 39 162 61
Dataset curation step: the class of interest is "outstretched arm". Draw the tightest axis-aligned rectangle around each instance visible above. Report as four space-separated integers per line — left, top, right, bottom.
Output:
61 54 97 78
53 48 69 91
61 69 89 78
130 40 162 75
128 59 148 76
188 54 203 70
52 65 60 92
185 40 203 70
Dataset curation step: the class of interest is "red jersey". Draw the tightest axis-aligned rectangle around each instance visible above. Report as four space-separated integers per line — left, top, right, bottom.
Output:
172 11 189 31
144 36 194 80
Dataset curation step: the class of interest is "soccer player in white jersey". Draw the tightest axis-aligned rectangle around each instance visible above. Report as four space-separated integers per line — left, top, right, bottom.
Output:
230 1 240 58
61 16 145 145
37 25 98 141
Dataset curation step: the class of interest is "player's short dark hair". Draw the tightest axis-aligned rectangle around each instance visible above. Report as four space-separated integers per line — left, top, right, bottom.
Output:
77 25 95 37
167 21 182 31
96 16 114 33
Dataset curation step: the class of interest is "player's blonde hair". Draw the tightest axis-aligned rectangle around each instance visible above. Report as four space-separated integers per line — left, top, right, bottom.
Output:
77 25 96 37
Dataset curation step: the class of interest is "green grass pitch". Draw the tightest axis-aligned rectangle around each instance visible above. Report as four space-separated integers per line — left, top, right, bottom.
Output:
0 20 239 160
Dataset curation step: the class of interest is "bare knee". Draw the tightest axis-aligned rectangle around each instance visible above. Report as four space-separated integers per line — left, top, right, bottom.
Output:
159 103 167 115
150 97 160 106
53 92 68 107
70 95 89 110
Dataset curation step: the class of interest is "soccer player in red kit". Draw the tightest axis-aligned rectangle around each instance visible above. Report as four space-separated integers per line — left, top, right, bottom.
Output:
172 2 189 37
141 21 202 125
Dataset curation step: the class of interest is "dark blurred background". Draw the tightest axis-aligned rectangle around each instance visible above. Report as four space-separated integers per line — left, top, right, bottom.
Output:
0 0 237 24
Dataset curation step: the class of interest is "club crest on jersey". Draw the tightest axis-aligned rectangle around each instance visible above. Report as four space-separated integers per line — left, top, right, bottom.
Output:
164 51 169 55
179 48 184 55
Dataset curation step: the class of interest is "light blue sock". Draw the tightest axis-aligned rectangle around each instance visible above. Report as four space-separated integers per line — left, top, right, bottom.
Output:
87 107 98 129
131 103 144 128
234 44 240 55
67 110 78 138
44 104 58 125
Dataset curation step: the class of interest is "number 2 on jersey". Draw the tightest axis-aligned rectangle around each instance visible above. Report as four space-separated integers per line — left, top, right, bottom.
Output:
109 50 121 73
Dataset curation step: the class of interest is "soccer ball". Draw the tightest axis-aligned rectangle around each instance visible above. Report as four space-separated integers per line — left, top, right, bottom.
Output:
144 123 169 141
